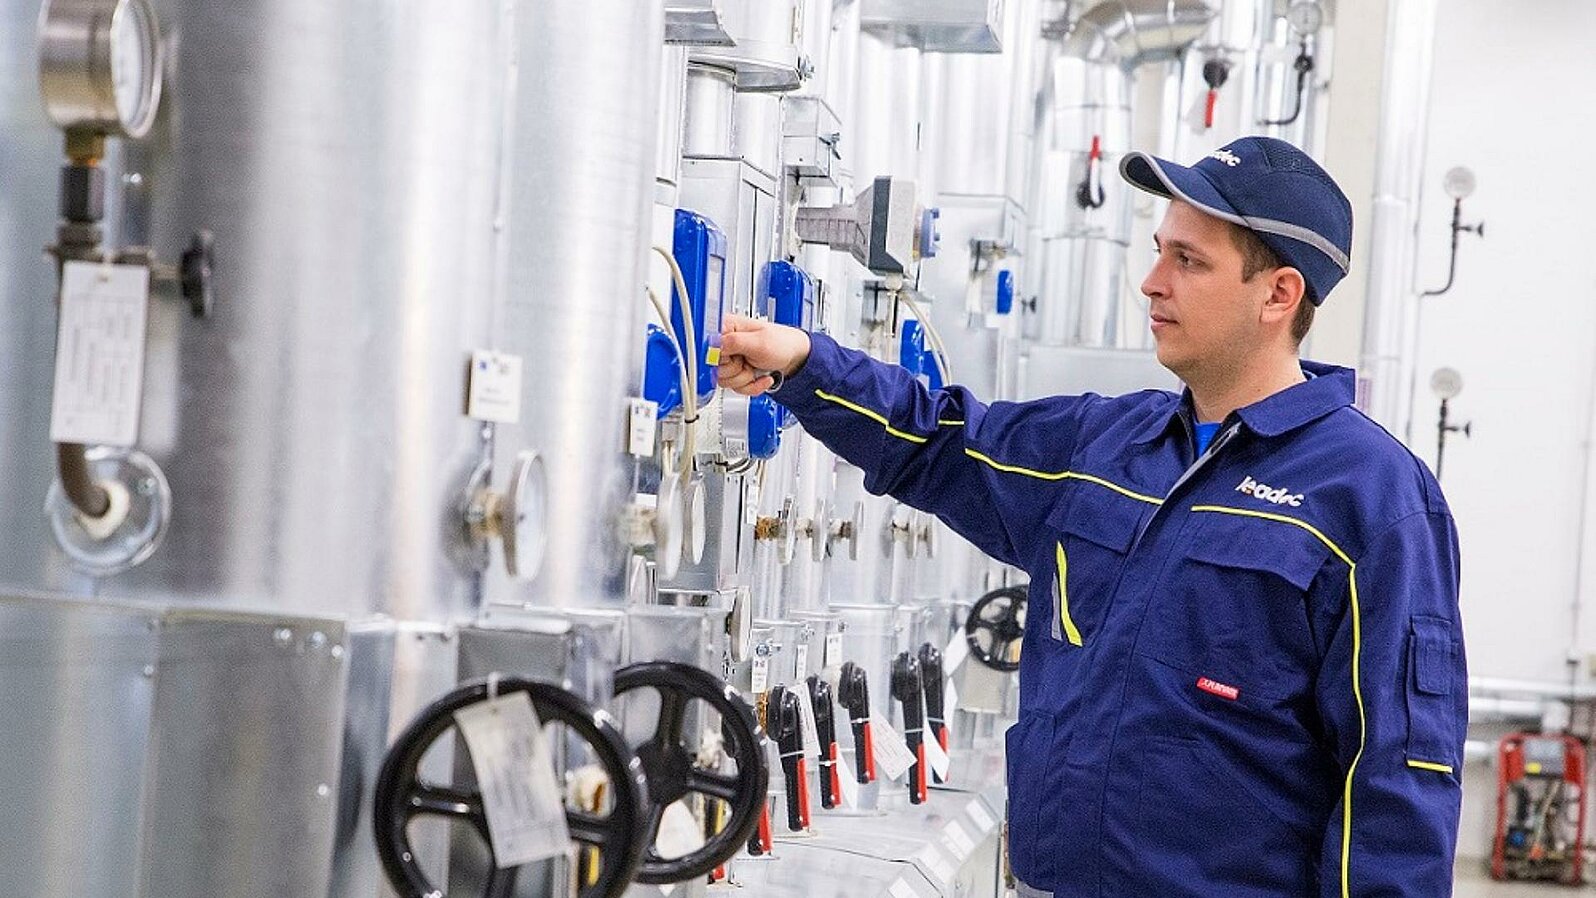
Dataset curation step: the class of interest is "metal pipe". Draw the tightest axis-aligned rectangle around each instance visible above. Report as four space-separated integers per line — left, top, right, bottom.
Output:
682 62 737 157
1357 0 1439 437
56 442 110 518
1470 676 1596 702
1030 0 1215 348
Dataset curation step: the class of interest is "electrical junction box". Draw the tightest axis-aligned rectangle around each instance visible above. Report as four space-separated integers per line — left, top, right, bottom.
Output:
671 208 728 401
760 260 815 331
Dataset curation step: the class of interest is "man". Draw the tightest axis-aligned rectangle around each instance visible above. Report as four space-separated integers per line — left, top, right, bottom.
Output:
717 136 1466 897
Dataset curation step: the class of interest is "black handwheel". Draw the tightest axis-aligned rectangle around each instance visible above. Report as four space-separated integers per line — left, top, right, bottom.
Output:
373 677 650 898
612 661 770 884
966 585 1027 672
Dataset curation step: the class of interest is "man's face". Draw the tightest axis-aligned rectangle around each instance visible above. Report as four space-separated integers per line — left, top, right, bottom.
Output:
1142 200 1274 379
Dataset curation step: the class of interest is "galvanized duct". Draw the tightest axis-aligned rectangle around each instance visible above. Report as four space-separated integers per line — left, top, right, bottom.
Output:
1030 0 1215 348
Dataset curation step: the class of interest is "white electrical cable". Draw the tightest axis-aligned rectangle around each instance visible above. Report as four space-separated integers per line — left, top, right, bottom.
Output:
896 290 954 388
646 285 697 480
652 246 701 407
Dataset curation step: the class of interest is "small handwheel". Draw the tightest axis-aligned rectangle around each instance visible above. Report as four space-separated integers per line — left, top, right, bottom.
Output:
613 661 769 884
966 586 1027 672
373 677 650 898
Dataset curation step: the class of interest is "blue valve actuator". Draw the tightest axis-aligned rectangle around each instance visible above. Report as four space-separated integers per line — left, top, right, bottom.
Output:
996 269 1015 315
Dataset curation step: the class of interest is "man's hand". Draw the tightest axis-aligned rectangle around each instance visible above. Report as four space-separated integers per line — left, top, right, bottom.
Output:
717 314 811 396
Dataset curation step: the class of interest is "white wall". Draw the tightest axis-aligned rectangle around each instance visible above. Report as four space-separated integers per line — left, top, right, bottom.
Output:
1411 0 1596 686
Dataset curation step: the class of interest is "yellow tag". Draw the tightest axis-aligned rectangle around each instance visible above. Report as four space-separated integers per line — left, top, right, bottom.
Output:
705 346 722 366
1527 762 1543 775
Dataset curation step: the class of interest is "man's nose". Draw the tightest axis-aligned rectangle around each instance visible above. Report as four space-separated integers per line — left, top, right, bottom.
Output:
1142 256 1168 301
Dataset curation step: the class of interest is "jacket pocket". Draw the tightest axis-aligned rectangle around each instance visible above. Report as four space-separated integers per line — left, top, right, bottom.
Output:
1138 510 1333 701
1405 615 1463 773
1128 736 1318 897
1044 484 1148 647
1004 714 1056 886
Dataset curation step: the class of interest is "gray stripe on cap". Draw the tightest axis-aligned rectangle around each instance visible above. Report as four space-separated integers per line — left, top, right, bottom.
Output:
1014 879 1054 898
1240 215 1350 272
1120 152 1350 273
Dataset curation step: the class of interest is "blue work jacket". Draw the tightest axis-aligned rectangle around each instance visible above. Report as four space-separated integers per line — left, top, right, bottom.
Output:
777 332 1466 898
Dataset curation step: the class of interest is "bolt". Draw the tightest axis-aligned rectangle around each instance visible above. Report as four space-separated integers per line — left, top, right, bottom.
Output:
142 664 155 678
273 627 293 647
137 478 156 497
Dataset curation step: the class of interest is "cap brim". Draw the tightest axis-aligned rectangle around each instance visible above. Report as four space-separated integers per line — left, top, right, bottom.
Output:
1120 153 1249 229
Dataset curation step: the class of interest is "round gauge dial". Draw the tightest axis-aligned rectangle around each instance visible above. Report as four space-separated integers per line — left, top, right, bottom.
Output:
1285 1 1324 36
502 450 548 581
1430 368 1464 401
1443 166 1477 200
38 0 165 138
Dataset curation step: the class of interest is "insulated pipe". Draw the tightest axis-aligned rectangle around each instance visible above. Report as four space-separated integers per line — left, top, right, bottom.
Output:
1358 0 1438 437
682 62 737 158
1029 0 1215 348
657 46 689 197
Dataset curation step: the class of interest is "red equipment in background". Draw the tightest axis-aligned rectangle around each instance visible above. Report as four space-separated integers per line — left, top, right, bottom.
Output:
1492 732 1587 885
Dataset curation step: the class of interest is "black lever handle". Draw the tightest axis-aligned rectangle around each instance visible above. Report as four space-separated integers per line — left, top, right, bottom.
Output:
890 652 927 804
807 675 840 809
918 642 948 785
768 686 810 831
837 661 875 783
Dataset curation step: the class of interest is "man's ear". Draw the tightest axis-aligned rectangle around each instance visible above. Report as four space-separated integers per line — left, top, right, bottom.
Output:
1260 266 1307 327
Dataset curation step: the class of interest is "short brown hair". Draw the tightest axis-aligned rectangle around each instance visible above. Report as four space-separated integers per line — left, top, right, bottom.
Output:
1228 223 1314 346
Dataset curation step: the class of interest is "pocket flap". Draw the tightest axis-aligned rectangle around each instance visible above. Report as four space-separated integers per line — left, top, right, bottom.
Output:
1410 615 1457 696
1047 483 1152 554
1184 511 1334 591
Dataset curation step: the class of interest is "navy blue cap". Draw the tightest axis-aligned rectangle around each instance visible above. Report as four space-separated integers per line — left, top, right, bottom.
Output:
1120 136 1353 305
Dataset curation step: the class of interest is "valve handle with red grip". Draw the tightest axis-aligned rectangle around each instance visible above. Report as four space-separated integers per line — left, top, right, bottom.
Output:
917 642 949 785
768 685 810 831
837 661 876 783
807 674 841 808
891 651 928 805
746 797 773 856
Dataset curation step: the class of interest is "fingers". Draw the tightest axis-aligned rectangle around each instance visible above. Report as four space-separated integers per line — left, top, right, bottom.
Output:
719 368 775 396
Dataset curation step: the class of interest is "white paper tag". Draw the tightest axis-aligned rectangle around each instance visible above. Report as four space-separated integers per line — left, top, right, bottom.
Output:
751 655 770 694
916 844 956 884
924 725 951 781
869 714 917 782
943 819 975 857
50 262 150 447
742 477 760 526
794 643 810 682
626 397 659 456
796 684 822 759
837 752 860 809
653 800 707 860
466 350 523 424
943 630 970 676
824 632 844 668
966 798 995 832
888 880 918 898
453 693 571 867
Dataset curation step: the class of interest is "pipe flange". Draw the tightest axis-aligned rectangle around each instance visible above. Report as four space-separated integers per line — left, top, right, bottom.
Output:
44 447 170 575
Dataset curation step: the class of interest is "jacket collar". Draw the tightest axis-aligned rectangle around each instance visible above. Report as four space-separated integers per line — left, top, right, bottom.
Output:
1130 360 1355 445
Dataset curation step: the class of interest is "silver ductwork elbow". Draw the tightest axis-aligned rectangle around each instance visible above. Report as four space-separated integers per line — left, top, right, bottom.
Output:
1031 0 1215 348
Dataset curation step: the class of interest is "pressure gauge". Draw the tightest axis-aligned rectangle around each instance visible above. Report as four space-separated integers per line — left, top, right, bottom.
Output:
1430 367 1464 401
1285 1 1324 36
502 451 548 581
38 0 165 138
1443 166 1477 200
